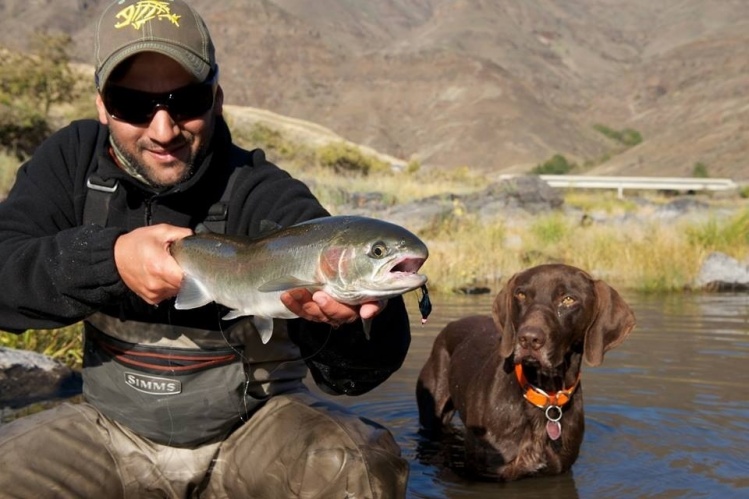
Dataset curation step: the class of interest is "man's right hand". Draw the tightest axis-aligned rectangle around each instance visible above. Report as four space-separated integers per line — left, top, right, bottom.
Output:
113 224 193 305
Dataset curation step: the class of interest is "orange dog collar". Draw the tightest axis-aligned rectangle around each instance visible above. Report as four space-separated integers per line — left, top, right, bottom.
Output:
514 363 581 410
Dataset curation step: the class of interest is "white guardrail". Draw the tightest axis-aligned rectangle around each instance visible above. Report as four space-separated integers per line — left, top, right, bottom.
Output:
501 175 739 199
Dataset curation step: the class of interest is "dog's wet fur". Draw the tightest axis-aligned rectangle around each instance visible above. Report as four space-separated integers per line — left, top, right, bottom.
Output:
416 263 636 480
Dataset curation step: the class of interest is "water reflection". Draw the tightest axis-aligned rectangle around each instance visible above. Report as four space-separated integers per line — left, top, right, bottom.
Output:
334 292 749 498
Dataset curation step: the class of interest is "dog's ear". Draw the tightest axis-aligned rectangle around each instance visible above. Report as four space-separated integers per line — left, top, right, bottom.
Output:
583 280 636 366
493 274 518 359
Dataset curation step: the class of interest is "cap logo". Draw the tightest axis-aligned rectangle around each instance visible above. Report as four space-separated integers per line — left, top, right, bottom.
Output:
114 1 181 30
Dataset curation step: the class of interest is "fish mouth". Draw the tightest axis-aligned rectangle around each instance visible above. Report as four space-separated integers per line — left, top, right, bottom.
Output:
334 254 428 304
390 256 427 274
379 255 428 292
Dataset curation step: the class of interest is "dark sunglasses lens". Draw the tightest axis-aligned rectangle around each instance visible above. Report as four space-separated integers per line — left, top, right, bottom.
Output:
104 86 156 124
167 85 215 121
104 84 215 124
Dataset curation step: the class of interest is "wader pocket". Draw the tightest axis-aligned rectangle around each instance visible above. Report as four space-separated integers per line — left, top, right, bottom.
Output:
82 326 264 447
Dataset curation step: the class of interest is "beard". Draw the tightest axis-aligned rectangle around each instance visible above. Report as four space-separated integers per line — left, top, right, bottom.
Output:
109 133 208 190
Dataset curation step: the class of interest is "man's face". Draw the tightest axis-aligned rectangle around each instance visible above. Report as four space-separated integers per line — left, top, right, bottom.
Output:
96 52 223 188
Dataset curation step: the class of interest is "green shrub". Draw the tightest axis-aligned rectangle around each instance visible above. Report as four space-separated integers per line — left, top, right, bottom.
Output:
245 123 305 159
532 154 575 175
0 33 80 159
619 128 643 146
593 124 643 147
692 162 709 178
317 142 389 176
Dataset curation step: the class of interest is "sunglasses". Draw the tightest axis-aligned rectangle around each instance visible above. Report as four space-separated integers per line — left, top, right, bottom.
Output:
102 72 218 125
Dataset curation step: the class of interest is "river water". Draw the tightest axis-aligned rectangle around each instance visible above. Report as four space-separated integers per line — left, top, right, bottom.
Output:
2 292 747 498
332 292 749 498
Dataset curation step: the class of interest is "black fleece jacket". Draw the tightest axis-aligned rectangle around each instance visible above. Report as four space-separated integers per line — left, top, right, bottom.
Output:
0 118 410 395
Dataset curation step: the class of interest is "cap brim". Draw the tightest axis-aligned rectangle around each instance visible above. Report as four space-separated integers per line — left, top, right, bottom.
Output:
96 42 212 90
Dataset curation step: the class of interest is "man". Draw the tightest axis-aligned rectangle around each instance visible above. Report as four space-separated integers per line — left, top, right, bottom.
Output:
0 1 410 497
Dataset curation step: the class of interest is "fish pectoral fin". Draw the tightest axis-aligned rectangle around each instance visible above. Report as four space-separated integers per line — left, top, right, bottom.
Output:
174 275 214 310
252 316 275 344
256 277 323 293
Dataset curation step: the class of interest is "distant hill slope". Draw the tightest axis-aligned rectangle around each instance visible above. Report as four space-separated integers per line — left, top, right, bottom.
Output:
0 0 746 180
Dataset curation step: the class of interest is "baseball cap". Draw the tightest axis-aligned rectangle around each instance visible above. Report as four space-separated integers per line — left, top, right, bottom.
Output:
94 0 216 90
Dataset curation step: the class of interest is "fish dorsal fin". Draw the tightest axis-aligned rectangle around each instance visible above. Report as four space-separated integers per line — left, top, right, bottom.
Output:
257 277 323 293
174 275 214 310
258 219 283 236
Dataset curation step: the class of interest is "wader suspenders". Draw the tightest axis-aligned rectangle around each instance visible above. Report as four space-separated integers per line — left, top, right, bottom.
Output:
83 174 118 227
199 148 246 234
83 146 249 231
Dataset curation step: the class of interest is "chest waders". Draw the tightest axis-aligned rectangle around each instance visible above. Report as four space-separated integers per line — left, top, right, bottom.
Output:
81 147 308 446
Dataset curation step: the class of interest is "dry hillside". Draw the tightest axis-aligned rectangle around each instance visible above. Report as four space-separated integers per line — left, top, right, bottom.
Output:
0 0 746 180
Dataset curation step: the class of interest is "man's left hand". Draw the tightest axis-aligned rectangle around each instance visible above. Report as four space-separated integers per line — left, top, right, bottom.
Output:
280 289 385 327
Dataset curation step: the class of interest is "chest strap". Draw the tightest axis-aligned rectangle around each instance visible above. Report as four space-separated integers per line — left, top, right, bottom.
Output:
84 174 118 227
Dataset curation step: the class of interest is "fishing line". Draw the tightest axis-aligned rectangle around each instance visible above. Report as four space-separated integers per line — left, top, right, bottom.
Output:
213 306 254 422
163 304 181 444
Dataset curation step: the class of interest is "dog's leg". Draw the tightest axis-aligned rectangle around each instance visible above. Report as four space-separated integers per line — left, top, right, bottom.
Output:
416 334 455 433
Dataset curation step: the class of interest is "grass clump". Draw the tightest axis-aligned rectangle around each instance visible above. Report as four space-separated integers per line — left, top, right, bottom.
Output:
0 323 83 368
686 208 749 254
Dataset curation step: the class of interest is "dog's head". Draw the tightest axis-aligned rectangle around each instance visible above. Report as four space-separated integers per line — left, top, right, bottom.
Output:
492 263 635 370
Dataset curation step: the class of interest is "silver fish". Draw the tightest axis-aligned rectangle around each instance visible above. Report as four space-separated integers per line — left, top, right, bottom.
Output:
170 215 429 343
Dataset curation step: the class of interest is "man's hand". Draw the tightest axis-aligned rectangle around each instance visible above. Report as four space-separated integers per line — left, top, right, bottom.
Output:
114 224 193 305
281 289 386 327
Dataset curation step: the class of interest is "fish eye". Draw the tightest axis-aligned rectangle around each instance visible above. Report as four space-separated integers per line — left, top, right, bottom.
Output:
369 242 388 258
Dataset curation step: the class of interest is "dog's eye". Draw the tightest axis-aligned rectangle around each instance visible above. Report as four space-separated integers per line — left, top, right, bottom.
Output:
515 290 526 301
561 295 576 307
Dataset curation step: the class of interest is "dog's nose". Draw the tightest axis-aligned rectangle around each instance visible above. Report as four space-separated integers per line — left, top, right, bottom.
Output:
518 328 546 351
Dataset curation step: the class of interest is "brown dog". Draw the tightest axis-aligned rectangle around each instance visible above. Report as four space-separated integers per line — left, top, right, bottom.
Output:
416 263 636 480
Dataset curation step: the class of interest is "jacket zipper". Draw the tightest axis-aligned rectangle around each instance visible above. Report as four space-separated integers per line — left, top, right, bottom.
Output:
144 197 155 226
